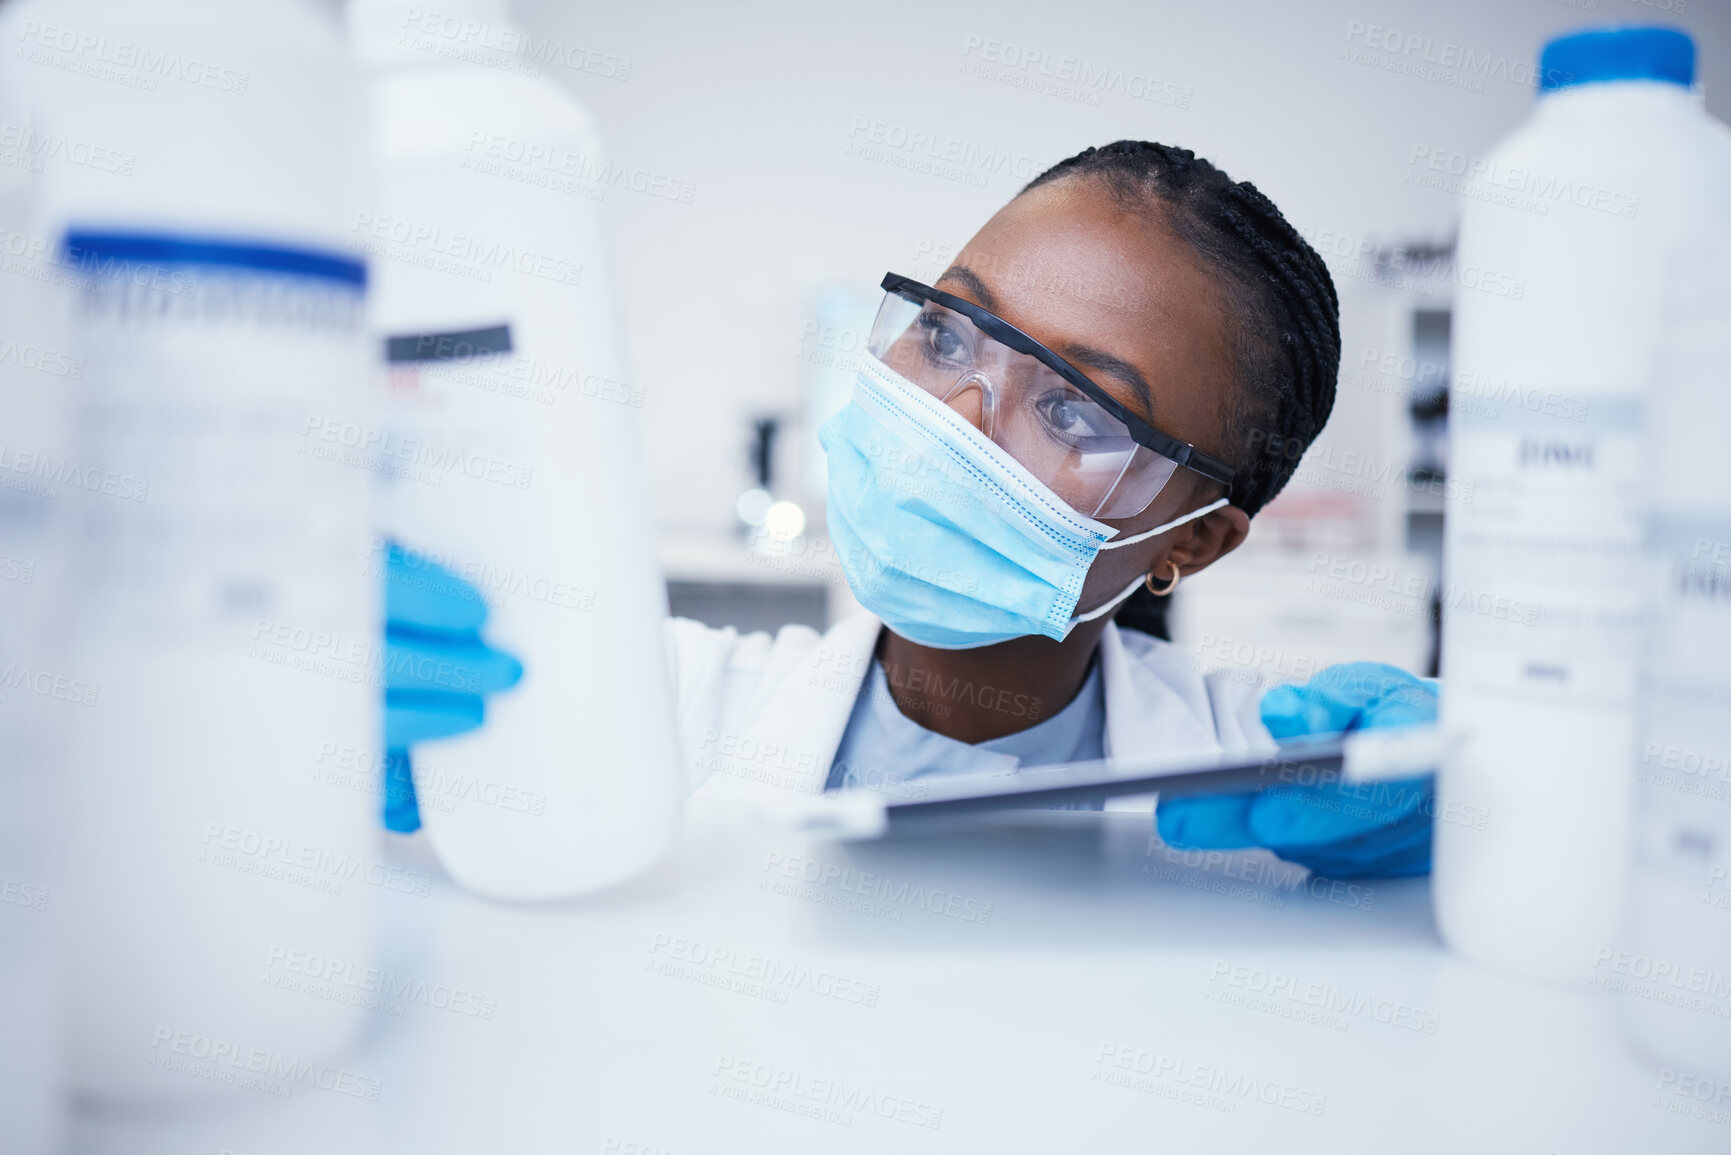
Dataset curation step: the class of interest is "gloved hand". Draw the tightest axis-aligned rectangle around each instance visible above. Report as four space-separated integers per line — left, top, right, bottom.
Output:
1155 662 1437 879
382 541 523 833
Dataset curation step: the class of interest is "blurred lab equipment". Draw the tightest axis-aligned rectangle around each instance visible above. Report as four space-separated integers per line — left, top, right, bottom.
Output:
738 415 780 531
736 414 808 543
349 0 683 900
1620 232 1731 1078
1437 25 1731 982
2 0 380 1102
664 412 830 633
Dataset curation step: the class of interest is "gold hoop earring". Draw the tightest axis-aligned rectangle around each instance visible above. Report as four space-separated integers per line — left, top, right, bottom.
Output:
1144 560 1182 597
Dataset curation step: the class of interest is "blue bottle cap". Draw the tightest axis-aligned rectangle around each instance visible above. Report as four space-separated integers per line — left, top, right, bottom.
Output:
1540 26 1695 93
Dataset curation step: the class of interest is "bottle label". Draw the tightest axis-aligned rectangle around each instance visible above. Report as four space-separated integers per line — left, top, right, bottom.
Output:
1443 391 1642 708
1636 513 1731 894
59 231 368 645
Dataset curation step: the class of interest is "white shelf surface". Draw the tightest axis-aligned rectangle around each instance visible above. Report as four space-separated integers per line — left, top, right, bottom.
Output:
67 804 1725 1154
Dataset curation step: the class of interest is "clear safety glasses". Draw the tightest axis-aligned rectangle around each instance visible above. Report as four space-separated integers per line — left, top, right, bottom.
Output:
868 273 1236 520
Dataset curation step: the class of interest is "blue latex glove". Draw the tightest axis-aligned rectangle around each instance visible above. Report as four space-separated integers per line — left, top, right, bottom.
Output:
382 542 523 833
1156 662 1438 879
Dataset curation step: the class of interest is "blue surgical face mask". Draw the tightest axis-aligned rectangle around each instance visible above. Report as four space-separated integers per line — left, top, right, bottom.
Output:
819 352 1229 650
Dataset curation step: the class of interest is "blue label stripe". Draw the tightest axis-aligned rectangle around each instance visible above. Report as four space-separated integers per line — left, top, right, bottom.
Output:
62 229 367 288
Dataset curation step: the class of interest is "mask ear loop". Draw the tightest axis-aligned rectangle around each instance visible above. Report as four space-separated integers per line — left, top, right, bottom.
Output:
1063 495 1231 632
1095 496 1229 551
1067 572 1146 627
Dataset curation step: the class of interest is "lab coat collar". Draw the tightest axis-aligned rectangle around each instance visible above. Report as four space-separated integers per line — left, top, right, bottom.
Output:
1096 618 1223 765
715 613 882 802
749 617 1221 795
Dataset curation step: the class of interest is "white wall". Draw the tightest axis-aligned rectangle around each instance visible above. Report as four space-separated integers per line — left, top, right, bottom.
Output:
511 0 1730 533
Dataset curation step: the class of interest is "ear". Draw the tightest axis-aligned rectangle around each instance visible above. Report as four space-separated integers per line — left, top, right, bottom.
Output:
1165 505 1250 576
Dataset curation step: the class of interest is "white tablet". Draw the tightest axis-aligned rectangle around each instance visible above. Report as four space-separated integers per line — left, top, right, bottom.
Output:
766 725 1447 841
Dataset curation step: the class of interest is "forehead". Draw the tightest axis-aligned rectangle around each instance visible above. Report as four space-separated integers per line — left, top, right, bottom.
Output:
938 178 1237 436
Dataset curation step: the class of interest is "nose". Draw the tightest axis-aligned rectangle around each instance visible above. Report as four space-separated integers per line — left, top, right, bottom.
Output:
940 372 994 437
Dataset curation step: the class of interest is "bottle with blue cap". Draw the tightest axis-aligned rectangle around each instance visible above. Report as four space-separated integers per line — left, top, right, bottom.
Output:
1437 27 1731 982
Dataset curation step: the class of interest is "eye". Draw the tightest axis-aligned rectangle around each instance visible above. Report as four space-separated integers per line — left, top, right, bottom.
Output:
915 310 972 368
1034 389 1124 448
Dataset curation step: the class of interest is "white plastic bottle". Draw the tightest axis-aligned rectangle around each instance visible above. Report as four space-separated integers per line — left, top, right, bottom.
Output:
349 0 683 899
3 0 380 1101
0 88 67 1155
1436 27 1731 981
1620 232 1731 1078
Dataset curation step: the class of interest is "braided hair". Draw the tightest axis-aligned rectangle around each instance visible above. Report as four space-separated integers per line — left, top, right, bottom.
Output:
1018 141 1340 638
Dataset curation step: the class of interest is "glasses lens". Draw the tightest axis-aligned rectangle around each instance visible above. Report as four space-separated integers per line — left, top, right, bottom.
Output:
865 288 1178 519
870 289 1001 390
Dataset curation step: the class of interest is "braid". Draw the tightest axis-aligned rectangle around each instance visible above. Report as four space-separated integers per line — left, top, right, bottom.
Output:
1022 141 1339 518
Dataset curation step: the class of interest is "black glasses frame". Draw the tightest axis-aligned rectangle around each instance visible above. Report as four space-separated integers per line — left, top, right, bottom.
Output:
880 273 1237 494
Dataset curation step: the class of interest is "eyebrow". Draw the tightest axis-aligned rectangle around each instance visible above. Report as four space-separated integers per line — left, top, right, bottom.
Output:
1061 345 1155 420
937 264 1156 420
935 264 999 312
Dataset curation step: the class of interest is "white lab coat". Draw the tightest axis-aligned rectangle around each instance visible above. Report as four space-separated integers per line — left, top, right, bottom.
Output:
665 614 1277 804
